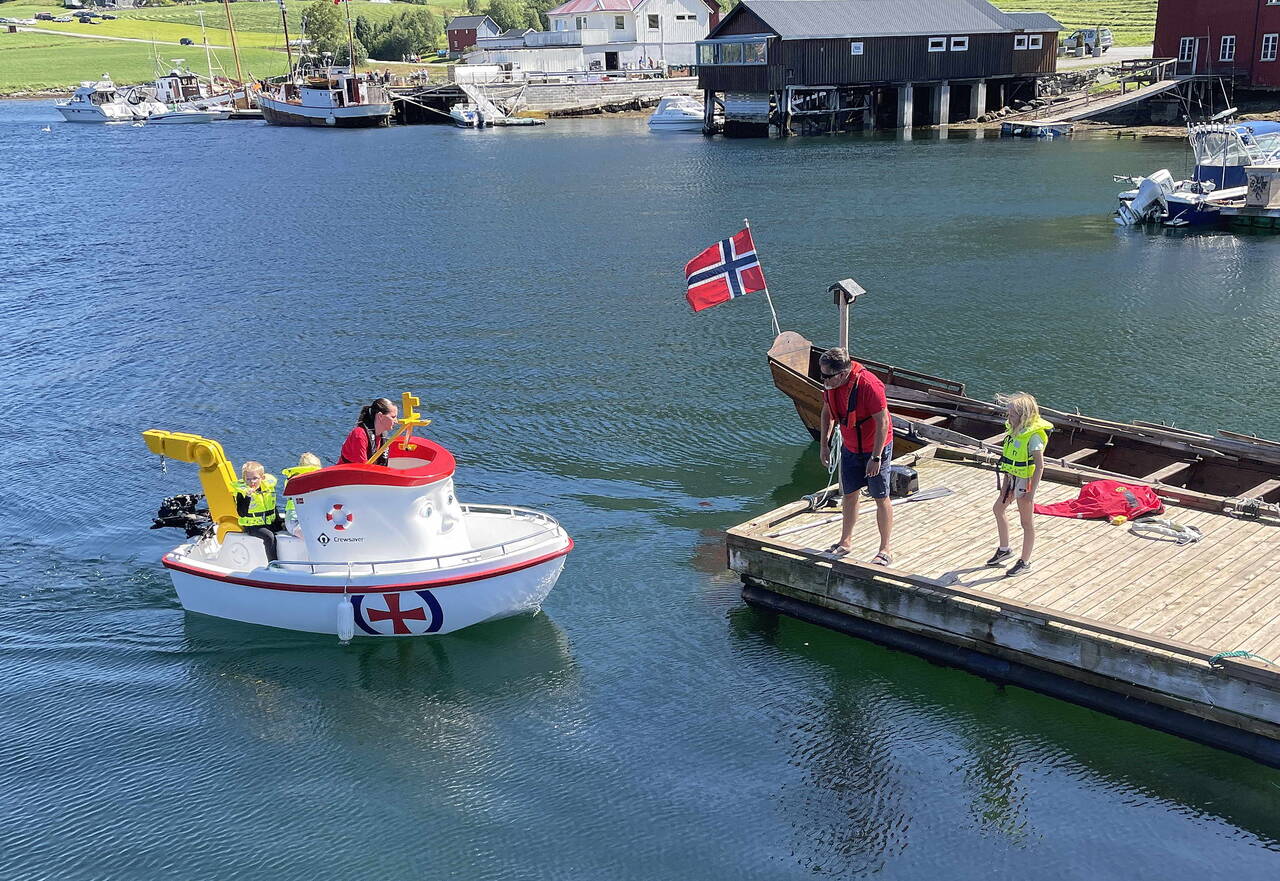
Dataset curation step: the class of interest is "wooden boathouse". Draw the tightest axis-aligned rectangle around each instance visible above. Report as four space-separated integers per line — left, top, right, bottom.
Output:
696 0 1061 135
727 443 1280 766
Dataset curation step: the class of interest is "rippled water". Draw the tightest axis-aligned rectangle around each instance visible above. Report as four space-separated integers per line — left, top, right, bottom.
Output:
2 99 1279 879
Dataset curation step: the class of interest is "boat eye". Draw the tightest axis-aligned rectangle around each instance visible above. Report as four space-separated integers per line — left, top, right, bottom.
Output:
420 503 434 519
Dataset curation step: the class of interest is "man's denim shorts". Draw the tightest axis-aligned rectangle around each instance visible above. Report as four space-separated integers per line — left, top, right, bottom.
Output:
840 444 892 498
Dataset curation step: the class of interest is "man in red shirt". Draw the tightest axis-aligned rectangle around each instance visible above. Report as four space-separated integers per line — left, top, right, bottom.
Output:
818 347 894 565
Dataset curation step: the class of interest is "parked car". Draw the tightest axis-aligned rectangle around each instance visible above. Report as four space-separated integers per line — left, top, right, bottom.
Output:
101 12 116 19
1063 27 1113 54
35 11 54 20
179 37 194 45
52 15 73 22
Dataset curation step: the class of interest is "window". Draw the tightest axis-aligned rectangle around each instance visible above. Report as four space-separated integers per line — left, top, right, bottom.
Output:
950 36 968 51
697 42 715 65
928 36 946 52
850 40 864 56
1179 36 1196 62
1264 34 1279 62
720 41 742 63
1029 34 1042 49
575 15 586 30
1014 35 1028 50
648 14 659 29
742 40 766 64
614 15 624 29
1221 35 1236 62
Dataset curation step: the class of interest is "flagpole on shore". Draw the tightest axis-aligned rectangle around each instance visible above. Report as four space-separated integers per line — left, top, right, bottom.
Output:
744 218 781 337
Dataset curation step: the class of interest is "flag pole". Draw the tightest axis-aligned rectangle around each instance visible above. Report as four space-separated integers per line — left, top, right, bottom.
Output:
744 217 781 338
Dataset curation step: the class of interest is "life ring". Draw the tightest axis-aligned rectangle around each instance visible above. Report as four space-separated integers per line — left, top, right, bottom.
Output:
325 504 354 531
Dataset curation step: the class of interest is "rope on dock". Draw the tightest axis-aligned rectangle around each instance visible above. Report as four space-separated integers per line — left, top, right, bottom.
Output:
1208 650 1279 668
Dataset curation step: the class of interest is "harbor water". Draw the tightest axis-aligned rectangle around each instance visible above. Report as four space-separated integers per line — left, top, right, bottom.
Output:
2 99 1279 878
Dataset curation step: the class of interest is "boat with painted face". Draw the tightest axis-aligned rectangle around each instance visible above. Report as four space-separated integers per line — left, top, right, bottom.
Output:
143 396 572 638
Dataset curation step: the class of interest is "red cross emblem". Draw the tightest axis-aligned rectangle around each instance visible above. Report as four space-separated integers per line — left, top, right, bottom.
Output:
351 590 444 636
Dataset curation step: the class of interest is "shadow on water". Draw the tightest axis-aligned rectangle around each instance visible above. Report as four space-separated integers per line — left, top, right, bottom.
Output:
727 603 1280 868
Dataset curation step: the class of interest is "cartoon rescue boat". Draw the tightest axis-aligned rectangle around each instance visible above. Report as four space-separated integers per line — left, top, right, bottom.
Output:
143 394 572 638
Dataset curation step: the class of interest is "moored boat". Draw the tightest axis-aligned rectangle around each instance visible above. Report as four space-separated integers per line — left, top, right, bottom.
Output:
147 106 223 124
648 95 703 132
768 330 1280 514
55 75 166 123
258 66 392 128
449 102 483 128
143 397 572 637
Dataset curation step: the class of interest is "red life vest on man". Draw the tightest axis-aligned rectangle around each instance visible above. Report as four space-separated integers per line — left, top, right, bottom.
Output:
1034 479 1165 520
822 364 888 453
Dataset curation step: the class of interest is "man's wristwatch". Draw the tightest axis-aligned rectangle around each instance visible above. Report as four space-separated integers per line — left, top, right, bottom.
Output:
869 456 881 462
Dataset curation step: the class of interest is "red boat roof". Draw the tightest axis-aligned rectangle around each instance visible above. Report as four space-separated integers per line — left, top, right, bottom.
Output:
284 436 455 494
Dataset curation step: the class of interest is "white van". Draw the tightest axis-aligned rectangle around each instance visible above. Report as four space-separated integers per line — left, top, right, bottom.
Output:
1062 28 1114 54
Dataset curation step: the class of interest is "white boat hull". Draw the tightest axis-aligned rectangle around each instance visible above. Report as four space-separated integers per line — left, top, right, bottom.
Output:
167 553 567 636
56 104 137 123
648 117 702 131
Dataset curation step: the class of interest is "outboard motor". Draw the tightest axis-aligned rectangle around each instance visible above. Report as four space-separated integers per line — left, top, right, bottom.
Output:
1116 169 1173 225
152 493 214 537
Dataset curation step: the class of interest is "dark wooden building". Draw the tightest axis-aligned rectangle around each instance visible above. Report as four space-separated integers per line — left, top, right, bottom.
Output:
696 0 1060 135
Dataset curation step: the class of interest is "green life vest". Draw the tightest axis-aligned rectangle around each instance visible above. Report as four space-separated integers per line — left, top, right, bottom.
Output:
234 473 280 527
281 464 320 518
999 418 1053 478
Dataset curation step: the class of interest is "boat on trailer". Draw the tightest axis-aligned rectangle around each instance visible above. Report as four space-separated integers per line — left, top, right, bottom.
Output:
768 329 1280 515
143 396 571 637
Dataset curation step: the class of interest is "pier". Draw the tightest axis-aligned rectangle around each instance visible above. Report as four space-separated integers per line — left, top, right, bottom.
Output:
727 444 1280 765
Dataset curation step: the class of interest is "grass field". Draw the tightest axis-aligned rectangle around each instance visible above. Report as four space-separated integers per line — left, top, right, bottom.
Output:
994 0 1156 47
0 1 459 92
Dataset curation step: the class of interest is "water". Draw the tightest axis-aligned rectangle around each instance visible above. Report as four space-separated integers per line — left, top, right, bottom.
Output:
2 100 1279 879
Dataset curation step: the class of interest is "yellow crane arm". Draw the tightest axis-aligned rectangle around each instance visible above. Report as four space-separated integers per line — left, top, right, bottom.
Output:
142 430 242 540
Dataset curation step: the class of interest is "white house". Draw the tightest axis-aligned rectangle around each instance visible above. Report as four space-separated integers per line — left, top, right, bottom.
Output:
466 0 721 72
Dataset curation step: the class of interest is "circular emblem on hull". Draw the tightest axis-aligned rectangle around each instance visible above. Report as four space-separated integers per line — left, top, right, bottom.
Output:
351 590 444 636
325 504 354 531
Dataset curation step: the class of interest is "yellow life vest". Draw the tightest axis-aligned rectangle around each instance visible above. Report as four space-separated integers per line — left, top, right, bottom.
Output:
281 464 320 518
999 418 1053 479
233 473 279 527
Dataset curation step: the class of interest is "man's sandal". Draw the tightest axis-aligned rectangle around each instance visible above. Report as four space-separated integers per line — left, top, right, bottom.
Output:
869 551 893 566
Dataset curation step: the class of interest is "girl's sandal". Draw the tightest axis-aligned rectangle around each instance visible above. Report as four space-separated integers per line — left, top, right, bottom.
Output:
869 551 893 567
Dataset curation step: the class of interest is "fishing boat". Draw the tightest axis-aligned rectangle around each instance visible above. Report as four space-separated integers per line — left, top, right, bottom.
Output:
1114 117 1280 227
143 396 572 638
258 66 393 127
648 95 703 132
55 75 166 122
768 329 1280 515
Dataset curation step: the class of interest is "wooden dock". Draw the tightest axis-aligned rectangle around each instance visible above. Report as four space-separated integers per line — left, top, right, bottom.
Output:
727 444 1280 765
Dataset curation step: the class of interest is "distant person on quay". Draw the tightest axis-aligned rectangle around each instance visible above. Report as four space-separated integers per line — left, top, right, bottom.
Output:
987 392 1053 577
338 398 398 466
818 347 894 565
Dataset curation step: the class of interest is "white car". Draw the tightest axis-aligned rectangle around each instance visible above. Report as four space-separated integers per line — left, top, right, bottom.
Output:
1062 27 1113 54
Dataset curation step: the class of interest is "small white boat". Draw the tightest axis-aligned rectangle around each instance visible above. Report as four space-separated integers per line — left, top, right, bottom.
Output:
55 75 166 123
143 402 572 638
647 95 703 132
450 102 483 128
147 106 222 124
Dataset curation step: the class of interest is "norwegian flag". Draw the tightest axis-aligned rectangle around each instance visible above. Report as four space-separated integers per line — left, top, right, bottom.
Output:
684 227 768 312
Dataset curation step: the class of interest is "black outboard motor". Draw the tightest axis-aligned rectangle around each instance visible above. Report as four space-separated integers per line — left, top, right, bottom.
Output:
151 493 214 538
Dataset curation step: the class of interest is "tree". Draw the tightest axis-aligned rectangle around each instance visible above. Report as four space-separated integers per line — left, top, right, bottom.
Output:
485 0 526 31
301 0 345 58
335 38 368 66
466 0 481 12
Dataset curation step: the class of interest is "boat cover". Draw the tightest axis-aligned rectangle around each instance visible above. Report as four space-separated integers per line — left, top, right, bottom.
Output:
1034 479 1164 520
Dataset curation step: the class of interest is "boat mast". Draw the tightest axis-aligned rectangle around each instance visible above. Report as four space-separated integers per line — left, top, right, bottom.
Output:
341 0 356 73
277 0 295 73
220 0 245 99
199 10 215 85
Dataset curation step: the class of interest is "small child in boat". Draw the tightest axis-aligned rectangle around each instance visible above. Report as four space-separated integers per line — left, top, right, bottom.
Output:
987 393 1053 577
234 460 283 561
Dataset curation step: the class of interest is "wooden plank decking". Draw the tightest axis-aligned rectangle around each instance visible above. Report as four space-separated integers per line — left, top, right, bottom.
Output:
727 445 1280 763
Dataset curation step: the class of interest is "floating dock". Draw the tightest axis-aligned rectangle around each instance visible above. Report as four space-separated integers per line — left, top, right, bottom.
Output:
727 444 1280 765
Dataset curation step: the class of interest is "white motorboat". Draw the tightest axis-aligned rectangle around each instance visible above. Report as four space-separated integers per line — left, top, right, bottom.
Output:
450 102 483 128
55 75 166 123
257 65 393 128
143 396 572 638
1114 117 1280 227
647 95 703 132
147 106 223 124
151 65 237 113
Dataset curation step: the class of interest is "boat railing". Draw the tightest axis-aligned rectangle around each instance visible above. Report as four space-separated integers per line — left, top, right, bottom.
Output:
267 504 564 576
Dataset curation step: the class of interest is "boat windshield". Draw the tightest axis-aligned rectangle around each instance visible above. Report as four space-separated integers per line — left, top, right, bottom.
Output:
1193 131 1252 166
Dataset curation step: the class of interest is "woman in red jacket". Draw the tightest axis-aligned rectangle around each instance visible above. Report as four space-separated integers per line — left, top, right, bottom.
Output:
338 397 398 466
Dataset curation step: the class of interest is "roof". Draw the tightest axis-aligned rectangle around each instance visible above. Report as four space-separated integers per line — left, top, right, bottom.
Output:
499 27 534 37
1005 11 1063 32
547 0 717 15
446 15 495 30
723 0 1045 40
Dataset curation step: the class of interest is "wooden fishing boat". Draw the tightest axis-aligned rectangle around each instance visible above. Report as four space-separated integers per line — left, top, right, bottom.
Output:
768 330 1280 515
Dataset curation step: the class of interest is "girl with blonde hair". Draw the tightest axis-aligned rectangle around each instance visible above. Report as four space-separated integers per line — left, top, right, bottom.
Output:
988 392 1052 577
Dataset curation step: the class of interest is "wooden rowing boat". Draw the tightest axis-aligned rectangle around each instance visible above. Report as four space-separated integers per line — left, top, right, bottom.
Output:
767 331 1280 513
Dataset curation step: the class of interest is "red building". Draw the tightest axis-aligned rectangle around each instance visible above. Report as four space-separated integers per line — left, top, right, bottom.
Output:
445 15 500 56
1154 0 1280 87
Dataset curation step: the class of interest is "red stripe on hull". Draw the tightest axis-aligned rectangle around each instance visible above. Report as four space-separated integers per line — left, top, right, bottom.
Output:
162 540 573 593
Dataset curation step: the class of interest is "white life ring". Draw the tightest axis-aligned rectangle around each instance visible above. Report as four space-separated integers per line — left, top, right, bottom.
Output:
326 504 355 531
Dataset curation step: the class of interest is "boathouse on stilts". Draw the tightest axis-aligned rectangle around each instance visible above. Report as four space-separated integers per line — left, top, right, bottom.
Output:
696 0 1061 136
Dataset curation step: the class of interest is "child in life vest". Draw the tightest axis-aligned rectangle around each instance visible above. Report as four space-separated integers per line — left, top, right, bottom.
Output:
988 392 1053 577
282 452 322 535
233 460 283 561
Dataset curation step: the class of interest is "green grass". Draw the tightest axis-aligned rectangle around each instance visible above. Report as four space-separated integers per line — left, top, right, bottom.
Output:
0 32 289 91
994 0 1156 47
